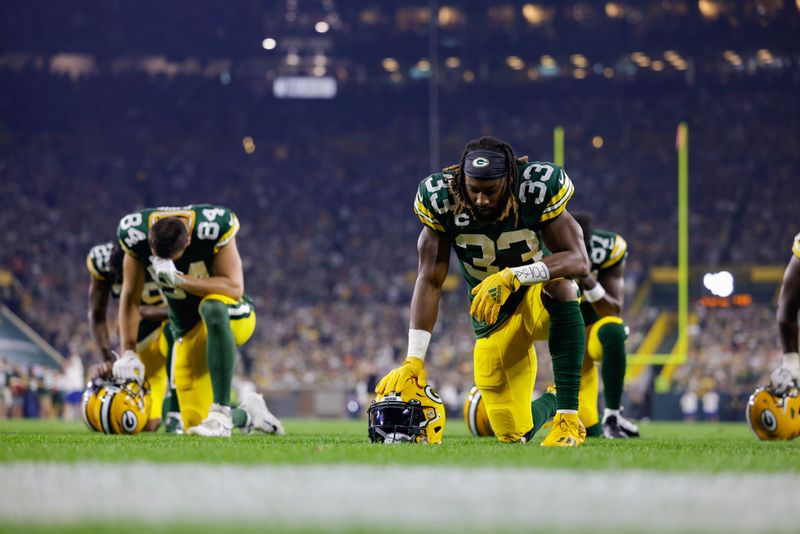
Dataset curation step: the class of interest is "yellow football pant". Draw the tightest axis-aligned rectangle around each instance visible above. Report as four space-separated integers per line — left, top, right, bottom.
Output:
474 284 550 443
172 294 256 429
577 316 625 429
137 322 168 422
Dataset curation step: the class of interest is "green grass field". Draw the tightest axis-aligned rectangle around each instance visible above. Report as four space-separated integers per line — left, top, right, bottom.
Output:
2 419 799 533
0 418 797 472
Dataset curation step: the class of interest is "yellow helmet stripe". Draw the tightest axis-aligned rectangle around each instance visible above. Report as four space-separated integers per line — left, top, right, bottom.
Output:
99 388 116 434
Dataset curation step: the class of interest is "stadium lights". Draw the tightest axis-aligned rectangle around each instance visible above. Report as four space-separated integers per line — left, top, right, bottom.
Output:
315 21 330 33
540 55 556 68
603 67 614 78
592 135 603 149
522 4 548 25
242 137 255 155
570 54 588 68
285 53 300 66
463 70 475 82
417 59 431 71
311 65 326 77
262 38 277 50
573 68 586 79
651 60 665 71
382 58 399 72
445 57 461 69
506 56 525 70
703 271 734 298
605 2 624 18
527 67 539 80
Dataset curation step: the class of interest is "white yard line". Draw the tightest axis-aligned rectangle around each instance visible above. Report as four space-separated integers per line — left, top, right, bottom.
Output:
2 463 799 532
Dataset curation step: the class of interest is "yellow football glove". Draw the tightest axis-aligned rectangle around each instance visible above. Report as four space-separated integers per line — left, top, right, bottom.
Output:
375 356 426 396
470 268 521 325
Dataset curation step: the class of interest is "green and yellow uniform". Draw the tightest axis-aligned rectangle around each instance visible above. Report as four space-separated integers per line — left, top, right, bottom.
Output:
578 229 629 432
117 204 256 428
415 160 577 442
87 242 170 421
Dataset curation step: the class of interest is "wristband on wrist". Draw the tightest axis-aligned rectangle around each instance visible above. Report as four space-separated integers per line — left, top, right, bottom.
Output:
407 329 431 361
584 283 606 303
509 262 550 286
782 352 800 367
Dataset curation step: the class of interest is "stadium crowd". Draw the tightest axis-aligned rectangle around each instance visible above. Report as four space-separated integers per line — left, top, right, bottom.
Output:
1 67 797 419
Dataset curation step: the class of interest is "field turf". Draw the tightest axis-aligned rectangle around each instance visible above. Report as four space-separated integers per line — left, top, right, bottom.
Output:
2 419 799 533
0 418 797 472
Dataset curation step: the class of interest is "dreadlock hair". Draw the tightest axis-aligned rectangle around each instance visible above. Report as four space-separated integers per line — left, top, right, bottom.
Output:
446 136 527 225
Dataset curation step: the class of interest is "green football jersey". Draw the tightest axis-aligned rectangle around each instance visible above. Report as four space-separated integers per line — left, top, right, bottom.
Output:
117 204 245 337
86 241 165 340
580 229 628 326
414 160 575 338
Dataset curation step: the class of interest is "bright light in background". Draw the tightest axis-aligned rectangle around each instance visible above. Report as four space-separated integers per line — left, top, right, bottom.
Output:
445 57 461 69
315 21 330 33
506 56 525 70
242 136 255 155
592 135 604 148
540 55 556 68
262 38 277 50
703 271 734 297
382 58 399 72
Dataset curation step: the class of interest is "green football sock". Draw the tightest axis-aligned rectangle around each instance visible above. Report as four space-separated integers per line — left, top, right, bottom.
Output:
199 299 236 406
585 423 602 437
599 322 628 411
232 408 248 428
547 300 585 411
528 391 557 439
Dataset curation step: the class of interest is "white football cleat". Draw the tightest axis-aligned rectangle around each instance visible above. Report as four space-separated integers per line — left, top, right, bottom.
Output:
240 392 285 435
187 404 233 437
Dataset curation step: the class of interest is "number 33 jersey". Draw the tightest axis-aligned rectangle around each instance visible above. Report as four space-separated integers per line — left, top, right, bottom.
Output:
414 160 575 338
117 204 241 336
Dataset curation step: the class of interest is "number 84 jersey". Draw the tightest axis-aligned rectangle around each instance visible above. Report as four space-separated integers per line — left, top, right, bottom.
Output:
414 160 574 338
117 204 240 336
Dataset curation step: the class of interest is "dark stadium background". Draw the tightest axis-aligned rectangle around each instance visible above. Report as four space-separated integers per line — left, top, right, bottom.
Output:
1 0 798 422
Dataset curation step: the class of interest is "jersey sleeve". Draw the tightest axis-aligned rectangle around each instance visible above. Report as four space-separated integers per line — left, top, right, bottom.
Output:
202 206 239 254
86 243 112 281
600 234 628 269
413 176 447 233
793 233 800 259
117 210 150 259
517 162 575 224
539 166 574 223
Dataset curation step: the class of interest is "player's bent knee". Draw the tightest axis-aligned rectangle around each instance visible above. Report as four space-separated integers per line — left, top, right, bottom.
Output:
199 299 229 328
597 320 627 346
542 279 580 303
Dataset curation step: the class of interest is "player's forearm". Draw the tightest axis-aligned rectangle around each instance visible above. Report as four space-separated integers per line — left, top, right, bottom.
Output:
777 306 799 353
139 305 168 322
89 319 114 362
541 250 590 281
118 297 141 351
409 275 442 333
581 276 623 316
177 275 243 300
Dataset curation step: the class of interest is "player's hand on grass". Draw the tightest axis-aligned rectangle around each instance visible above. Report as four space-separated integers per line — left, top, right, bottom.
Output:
375 356 426 396
470 268 521 325
770 352 800 395
112 350 145 384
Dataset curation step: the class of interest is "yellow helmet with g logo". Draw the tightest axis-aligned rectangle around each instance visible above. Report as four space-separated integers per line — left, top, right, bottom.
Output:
463 385 494 437
746 386 800 441
82 378 152 435
368 382 446 444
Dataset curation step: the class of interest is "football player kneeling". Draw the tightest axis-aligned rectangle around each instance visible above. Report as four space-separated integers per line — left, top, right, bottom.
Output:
82 377 152 435
368 381 446 444
746 385 800 441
